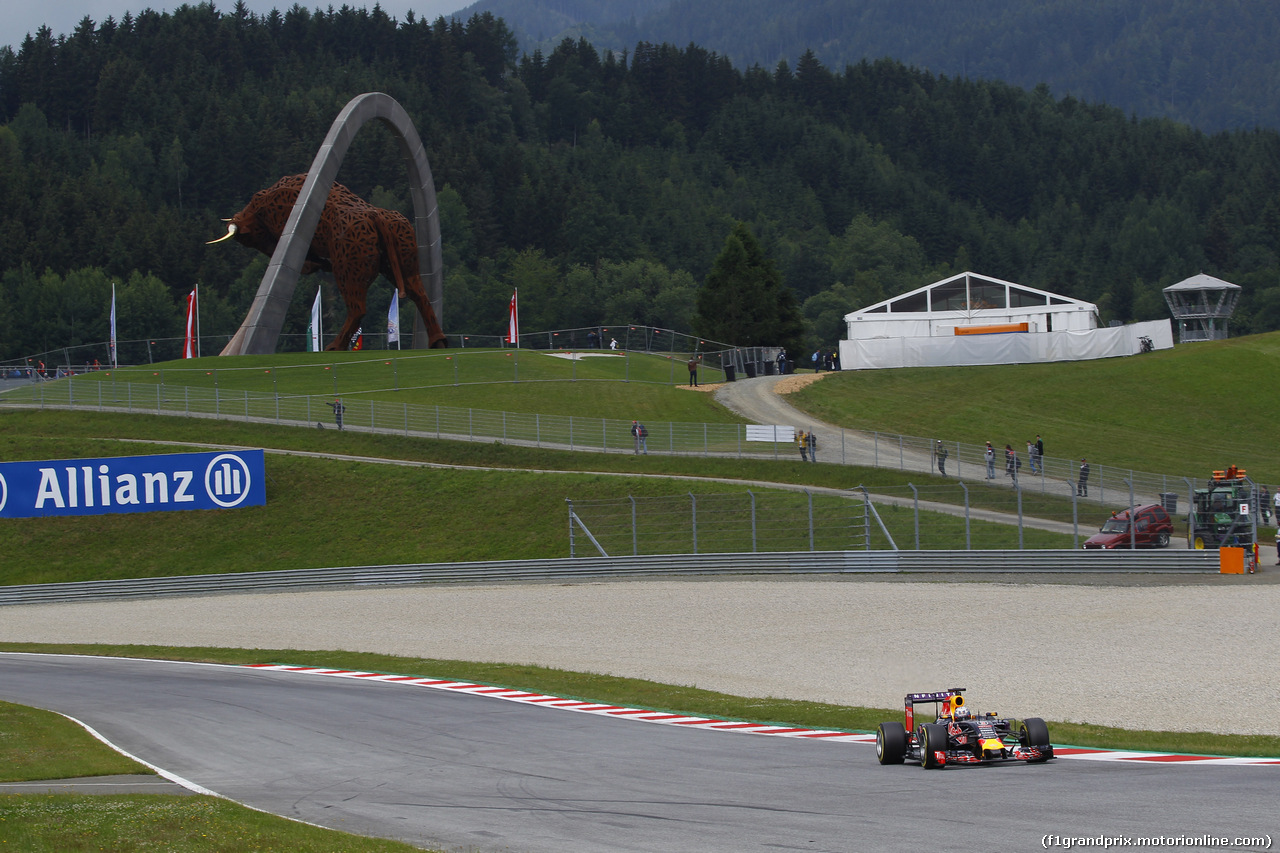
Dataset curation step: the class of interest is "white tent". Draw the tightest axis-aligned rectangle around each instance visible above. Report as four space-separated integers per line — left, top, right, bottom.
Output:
839 271 1173 370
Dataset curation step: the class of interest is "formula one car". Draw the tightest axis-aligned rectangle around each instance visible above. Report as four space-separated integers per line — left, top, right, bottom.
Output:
876 688 1054 768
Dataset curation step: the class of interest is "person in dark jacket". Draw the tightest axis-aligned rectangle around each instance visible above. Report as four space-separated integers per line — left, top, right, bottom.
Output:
327 397 346 431
1078 458 1090 496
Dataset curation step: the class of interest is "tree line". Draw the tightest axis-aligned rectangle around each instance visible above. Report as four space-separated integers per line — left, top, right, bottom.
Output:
1 1 1278 363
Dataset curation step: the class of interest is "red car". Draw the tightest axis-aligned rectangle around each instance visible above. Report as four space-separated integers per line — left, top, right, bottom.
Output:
1082 503 1173 549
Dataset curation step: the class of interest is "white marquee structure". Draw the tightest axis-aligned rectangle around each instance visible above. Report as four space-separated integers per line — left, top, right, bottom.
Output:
839 271 1173 370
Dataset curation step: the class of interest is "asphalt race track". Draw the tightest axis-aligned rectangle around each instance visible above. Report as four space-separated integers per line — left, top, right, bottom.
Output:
1 654 1275 852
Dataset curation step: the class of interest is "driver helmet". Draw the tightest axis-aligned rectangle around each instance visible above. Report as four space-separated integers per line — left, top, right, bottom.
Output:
953 700 971 720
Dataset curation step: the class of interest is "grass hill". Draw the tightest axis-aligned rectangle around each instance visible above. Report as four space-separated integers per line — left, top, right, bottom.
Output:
791 332 1280 484
2 335 1276 586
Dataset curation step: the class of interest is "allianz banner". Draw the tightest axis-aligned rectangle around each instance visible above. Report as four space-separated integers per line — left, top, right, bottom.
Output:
0 450 266 518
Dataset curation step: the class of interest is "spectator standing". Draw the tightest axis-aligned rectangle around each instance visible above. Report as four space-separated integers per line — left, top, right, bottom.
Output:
1261 485 1271 525
1273 486 1280 525
327 397 346 431
1035 434 1044 464
687 356 699 387
776 350 787 374
935 440 948 476
797 430 808 462
1078 458 1090 496
1027 440 1040 474
1005 444 1019 484
610 337 618 350
812 350 821 372
984 442 995 479
631 420 648 455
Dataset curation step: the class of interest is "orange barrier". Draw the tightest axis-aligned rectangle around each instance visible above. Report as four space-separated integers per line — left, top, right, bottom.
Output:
954 322 1029 336
1219 547 1244 574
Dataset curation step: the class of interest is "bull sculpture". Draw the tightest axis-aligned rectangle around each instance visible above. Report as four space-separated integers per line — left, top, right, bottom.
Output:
209 174 447 350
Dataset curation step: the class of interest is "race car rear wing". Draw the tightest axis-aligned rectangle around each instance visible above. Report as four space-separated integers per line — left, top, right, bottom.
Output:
904 688 966 731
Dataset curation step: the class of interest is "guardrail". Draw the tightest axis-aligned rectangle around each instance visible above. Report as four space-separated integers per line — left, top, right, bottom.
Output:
0 550 1222 606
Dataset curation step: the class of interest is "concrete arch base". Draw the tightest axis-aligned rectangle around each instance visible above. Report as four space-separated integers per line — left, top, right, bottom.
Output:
220 92 443 356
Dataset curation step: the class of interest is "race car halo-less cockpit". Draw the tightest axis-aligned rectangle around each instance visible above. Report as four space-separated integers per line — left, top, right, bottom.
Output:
876 688 1054 769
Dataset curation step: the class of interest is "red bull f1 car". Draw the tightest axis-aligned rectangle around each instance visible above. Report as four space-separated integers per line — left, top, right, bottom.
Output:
876 688 1054 768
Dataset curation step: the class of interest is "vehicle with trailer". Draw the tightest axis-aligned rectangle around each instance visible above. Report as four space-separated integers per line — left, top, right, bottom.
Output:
1188 466 1256 551
1082 503 1173 549
876 688 1053 769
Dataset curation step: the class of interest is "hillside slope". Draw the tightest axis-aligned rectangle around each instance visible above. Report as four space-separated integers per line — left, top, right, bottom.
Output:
458 0 1280 132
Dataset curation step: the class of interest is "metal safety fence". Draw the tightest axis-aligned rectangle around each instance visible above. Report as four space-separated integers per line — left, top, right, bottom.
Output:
566 490 896 557
0 549 1223 606
1 376 1251 522
565 483 1123 557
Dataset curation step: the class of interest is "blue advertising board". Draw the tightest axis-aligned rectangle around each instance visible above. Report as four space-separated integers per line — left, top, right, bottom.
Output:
0 450 266 518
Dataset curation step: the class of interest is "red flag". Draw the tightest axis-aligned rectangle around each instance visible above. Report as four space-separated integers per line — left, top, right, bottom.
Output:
505 289 518 346
182 287 197 358
350 326 364 351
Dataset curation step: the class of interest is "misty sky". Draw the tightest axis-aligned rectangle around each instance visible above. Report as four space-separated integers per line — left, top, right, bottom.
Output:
2 1 469 50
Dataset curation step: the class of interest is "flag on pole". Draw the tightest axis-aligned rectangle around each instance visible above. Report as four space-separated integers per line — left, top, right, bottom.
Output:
350 327 364 351
182 286 198 358
505 289 518 347
307 288 322 352
387 290 400 348
109 283 118 368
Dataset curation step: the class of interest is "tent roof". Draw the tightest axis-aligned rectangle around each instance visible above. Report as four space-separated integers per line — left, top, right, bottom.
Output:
1163 274 1241 293
844 271 1096 321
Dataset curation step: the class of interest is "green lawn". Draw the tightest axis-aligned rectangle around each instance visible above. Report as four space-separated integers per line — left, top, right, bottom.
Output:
2 338 1278 851
60 347 742 424
789 332 1280 483
0 409 1093 585
0 699 433 851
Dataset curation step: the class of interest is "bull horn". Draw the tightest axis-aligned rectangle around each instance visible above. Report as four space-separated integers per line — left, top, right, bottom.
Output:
207 223 238 245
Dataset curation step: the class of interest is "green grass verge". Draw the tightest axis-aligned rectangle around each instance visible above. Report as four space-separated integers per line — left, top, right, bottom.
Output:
0 701 149 782
55 348 744 424
0 410 1086 585
0 794 432 852
788 332 1280 483
0 698 434 852
4 644 1277 760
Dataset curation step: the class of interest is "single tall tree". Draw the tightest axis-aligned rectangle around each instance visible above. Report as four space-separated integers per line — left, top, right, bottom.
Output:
694 222 804 353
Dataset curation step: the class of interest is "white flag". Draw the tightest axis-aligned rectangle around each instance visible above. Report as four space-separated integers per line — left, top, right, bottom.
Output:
505 289 518 347
308 288 322 352
182 286 198 358
109 283 118 367
387 290 400 347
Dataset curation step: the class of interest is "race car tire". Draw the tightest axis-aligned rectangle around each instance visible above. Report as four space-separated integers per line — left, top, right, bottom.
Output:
876 722 906 765
1020 717 1053 762
920 724 947 769
1156 531 1170 548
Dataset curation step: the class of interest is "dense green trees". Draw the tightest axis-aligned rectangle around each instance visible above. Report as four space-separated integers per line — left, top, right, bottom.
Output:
695 223 804 354
0 3 1278 365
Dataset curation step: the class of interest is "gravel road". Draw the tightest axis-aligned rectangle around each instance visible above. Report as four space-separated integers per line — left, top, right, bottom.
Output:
4 577 1276 737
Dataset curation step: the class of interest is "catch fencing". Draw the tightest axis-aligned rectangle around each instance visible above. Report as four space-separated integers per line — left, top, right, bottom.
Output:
1 373 1224 518
566 490 895 557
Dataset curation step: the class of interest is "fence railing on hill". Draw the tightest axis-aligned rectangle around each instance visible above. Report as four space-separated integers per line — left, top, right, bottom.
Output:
0 324 767 376
2 373 1248 532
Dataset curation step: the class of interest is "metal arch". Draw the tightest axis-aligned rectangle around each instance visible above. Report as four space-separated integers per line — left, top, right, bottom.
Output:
220 92 443 355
